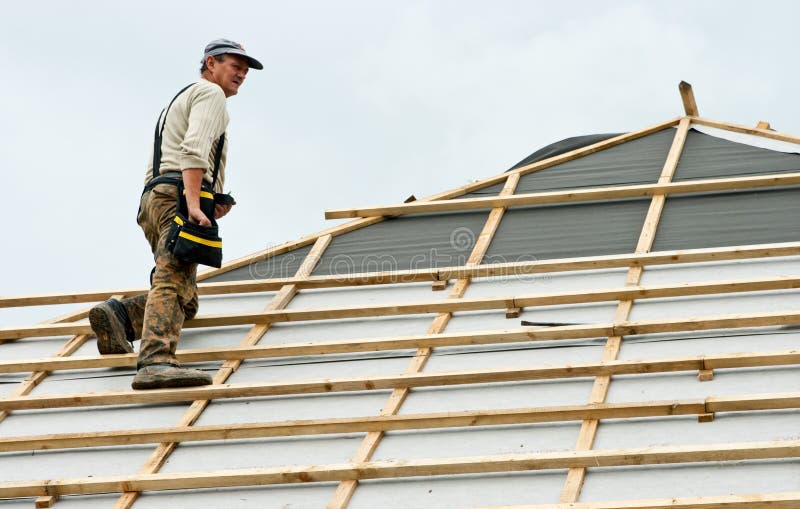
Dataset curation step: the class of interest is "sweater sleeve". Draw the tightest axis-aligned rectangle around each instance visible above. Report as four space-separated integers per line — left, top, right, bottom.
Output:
179 84 227 171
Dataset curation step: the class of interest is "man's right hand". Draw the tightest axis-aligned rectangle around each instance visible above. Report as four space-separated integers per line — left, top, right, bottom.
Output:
188 207 212 226
182 168 212 226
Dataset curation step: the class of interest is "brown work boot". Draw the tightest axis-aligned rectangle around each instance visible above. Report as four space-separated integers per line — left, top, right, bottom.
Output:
132 363 213 390
89 299 134 354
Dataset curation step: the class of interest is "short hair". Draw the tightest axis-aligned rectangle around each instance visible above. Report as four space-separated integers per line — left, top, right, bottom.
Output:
200 54 226 75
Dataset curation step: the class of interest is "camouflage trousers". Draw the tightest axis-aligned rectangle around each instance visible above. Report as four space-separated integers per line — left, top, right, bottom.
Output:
118 183 199 368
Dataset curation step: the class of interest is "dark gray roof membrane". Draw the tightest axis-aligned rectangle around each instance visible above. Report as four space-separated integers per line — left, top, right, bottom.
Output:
206 244 313 282
312 211 489 276
513 129 675 194
461 181 507 198
672 129 800 181
509 133 622 171
653 187 800 251
461 133 621 198
484 199 650 263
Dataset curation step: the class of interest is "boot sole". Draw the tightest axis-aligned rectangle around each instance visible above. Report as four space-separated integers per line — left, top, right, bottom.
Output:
89 305 134 355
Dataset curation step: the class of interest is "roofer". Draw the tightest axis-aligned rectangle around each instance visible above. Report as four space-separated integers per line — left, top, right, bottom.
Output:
88 39 263 390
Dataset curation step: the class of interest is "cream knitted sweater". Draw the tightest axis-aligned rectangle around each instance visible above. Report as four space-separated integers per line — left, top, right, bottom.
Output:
144 79 229 192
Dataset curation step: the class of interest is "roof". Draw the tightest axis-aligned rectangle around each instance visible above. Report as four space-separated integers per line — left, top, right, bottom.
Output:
2 82 800 508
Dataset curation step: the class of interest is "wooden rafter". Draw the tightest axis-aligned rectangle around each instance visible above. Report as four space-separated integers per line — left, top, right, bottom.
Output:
690 116 800 144
561 117 690 501
324 171 800 219
2 440 799 499
3 391 798 453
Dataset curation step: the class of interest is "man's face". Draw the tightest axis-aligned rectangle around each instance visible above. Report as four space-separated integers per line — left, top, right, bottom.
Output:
206 54 249 97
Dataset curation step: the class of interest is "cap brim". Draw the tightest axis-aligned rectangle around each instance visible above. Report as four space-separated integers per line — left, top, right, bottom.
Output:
207 47 263 70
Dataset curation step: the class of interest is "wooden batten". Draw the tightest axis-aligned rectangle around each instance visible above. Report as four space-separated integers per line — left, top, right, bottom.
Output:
1 440 799 499
2 349 798 412
3 392 798 453
5 241 800 310
5 274 800 341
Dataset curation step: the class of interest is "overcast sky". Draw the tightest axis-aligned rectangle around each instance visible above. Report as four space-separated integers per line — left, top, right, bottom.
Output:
2 1 799 324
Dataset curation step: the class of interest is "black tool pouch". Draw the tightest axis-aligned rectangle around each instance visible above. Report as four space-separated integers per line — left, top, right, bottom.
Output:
166 182 223 268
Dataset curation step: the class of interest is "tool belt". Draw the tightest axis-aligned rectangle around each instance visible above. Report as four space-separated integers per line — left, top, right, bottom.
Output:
144 82 233 268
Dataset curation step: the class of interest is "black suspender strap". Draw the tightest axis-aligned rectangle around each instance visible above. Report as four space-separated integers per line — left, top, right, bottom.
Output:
210 133 225 190
151 82 226 189
152 83 195 180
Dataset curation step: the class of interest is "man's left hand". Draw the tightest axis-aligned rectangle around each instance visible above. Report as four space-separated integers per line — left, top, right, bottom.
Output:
215 203 234 219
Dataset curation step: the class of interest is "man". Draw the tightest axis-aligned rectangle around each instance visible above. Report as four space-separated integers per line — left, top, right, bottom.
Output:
88 39 262 390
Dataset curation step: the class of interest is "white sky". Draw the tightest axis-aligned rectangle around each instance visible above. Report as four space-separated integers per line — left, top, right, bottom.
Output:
2 1 799 324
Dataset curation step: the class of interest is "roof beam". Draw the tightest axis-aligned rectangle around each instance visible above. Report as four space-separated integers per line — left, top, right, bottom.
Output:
679 81 699 116
3 391 797 453
1 440 798 498
324 171 800 219
691 116 800 145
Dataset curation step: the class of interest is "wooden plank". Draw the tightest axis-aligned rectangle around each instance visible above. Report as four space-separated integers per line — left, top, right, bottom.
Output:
7 274 800 342
108 235 333 509
324 170 800 219
470 492 800 509
1 349 797 414
1 440 799 498
0 346 800 407
679 81 699 116
690 116 800 145
5 393 798 453
5 241 800 310
5 309 800 375
562 118 690 502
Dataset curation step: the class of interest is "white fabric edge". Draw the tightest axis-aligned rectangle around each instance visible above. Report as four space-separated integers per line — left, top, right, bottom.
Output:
691 123 800 154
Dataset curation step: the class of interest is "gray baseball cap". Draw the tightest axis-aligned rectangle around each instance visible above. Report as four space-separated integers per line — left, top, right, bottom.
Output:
202 38 263 70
